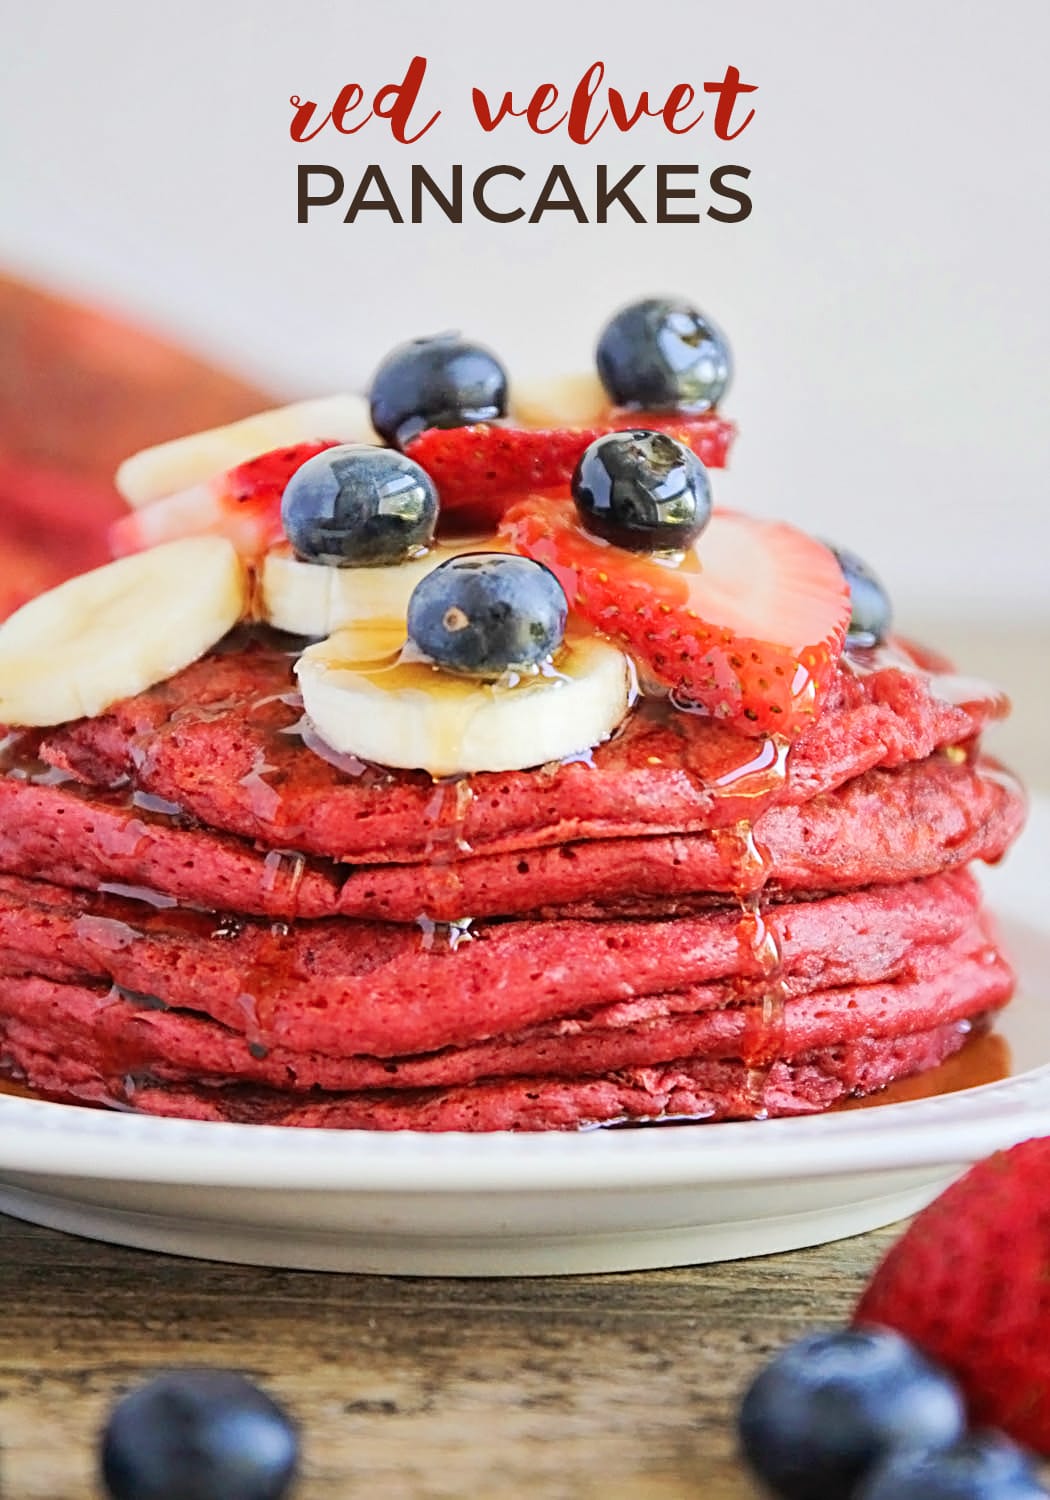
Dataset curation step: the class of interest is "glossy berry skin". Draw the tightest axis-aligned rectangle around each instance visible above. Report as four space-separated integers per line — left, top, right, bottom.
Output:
100 1369 298 1500
405 411 734 533
856 1433 1048 1500
571 430 712 552
738 1327 966 1500
281 444 438 567
855 1138 1050 1457
407 552 567 677
831 546 893 648
369 333 508 448
596 297 731 412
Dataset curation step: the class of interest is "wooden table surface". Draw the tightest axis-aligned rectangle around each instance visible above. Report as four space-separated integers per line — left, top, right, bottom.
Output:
1 622 1046 1500
0 1213 901 1499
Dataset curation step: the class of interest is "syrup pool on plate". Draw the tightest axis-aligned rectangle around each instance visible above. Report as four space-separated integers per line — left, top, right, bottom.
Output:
836 1029 1013 1110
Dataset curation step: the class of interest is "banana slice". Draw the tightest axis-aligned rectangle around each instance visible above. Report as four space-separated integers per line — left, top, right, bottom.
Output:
296 627 635 778
0 537 245 726
510 372 608 430
261 541 507 638
116 395 378 508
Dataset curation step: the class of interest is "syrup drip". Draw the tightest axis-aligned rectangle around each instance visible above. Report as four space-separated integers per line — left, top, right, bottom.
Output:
416 915 475 952
74 914 139 951
260 849 307 903
711 736 790 797
234 919 297 1051
0 729 76 787
710 819 787 1117
97 882 180 910
131 790 185 818
418 777 476 920
698 715 793 1118
290 716 375 780
238 749 282 823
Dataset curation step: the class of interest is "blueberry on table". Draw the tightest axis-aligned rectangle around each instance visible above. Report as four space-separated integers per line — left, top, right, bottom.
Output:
369 332 508 448
100 1369 298 1500
856 1432 1049 1500
737 1327 966 1500
407 552 567 677
596 297 731 412
281 444 438 567
829 546 893 648
571 429 712 552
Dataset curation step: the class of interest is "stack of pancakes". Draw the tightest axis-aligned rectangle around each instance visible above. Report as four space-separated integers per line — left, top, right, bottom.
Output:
0 629 1024 1129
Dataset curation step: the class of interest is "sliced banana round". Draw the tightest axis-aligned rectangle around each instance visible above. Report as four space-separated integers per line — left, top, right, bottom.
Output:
261 541 506 638
116 394 378 508
296 628 635 778
0 537 245 726
510 372 608 430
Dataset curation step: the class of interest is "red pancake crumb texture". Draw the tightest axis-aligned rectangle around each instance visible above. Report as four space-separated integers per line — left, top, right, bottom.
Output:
0 605 1026 1129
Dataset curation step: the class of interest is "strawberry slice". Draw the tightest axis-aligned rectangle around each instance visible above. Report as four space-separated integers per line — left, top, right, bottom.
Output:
501 495 850 737
406 412 735 532
109 440 342 559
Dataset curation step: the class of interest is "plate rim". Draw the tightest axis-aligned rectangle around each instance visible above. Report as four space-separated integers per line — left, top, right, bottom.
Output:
0 1063 1047 1192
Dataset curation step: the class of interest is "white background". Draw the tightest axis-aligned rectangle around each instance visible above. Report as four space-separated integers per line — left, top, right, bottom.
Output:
2 0 1048 632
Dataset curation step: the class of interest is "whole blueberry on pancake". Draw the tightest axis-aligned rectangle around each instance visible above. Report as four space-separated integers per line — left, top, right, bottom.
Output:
280 444 437 567
407 552 567 677
596 296 731 412
571 429 712 552
369 332 508 448
101 1369 298 1500
830 545 893 648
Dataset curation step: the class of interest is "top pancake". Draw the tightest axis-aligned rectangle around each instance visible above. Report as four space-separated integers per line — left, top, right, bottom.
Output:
19 629 1008 866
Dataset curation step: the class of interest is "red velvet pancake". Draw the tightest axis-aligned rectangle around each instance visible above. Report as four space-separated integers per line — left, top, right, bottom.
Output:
0 628 1026 1126
0 751 1023 923
0 869 993 1058
0 999 996 1130
27 631 1008 866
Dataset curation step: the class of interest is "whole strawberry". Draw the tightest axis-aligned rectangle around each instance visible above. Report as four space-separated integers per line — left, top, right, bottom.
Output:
855 1136 1050 1457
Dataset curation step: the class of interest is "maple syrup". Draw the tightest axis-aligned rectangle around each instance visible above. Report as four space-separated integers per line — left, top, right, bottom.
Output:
836 1030 1012 1110
0 619 1020 1128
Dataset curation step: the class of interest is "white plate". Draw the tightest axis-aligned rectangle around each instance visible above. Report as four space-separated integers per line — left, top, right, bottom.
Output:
0 800 1047 1277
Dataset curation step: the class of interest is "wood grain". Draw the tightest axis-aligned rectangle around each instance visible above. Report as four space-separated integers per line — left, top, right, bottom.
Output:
0 1215 897 1499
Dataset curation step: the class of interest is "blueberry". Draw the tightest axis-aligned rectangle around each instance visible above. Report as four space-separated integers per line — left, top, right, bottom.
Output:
100 1369 298 1500
596 297 731 412
572 429 712 553
281 444 437 567
737 1327 967 1500
829 546 893 648
369 332 508 447
857 1432 1048 1500
407 553 567 677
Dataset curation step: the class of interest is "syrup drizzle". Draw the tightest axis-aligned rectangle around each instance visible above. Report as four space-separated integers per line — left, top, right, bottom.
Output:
417 777 476 925
0 626 1018 1124
0 730 76 786
416 914 475 952
234 918 297 1051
